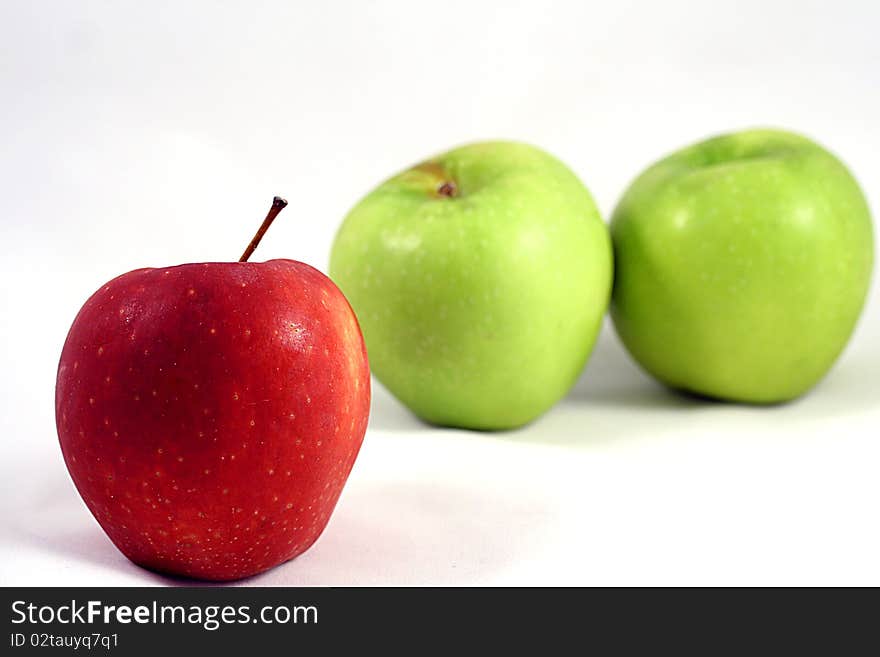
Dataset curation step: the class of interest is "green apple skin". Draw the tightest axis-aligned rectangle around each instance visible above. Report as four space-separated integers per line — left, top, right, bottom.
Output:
611 128 874 403
330 141 612 430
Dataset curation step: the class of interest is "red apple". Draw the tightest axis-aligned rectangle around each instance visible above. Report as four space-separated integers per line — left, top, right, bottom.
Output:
55 198 370 581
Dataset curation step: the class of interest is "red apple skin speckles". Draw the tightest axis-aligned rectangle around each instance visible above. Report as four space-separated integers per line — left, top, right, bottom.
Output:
55 259 370 581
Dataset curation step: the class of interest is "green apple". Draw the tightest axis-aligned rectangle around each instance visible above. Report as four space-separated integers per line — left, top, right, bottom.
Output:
330 141 612 429
611 128 873 403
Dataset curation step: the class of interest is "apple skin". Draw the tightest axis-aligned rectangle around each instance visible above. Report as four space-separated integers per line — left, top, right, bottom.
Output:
611 128 874 403
330 141 612 430
56 260 370 581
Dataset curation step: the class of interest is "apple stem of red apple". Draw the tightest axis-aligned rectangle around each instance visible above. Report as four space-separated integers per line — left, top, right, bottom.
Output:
239 196 289 262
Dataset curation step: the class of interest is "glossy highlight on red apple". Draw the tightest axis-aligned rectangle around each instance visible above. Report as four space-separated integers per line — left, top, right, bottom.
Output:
55 198 370 581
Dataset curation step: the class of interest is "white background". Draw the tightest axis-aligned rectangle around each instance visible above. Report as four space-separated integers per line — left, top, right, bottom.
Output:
1 0 878 586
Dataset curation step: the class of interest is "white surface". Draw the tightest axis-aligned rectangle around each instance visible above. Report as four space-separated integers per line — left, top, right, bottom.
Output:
1 0 878 586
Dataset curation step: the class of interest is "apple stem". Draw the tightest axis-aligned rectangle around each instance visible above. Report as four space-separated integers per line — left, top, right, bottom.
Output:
239 196 289 262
